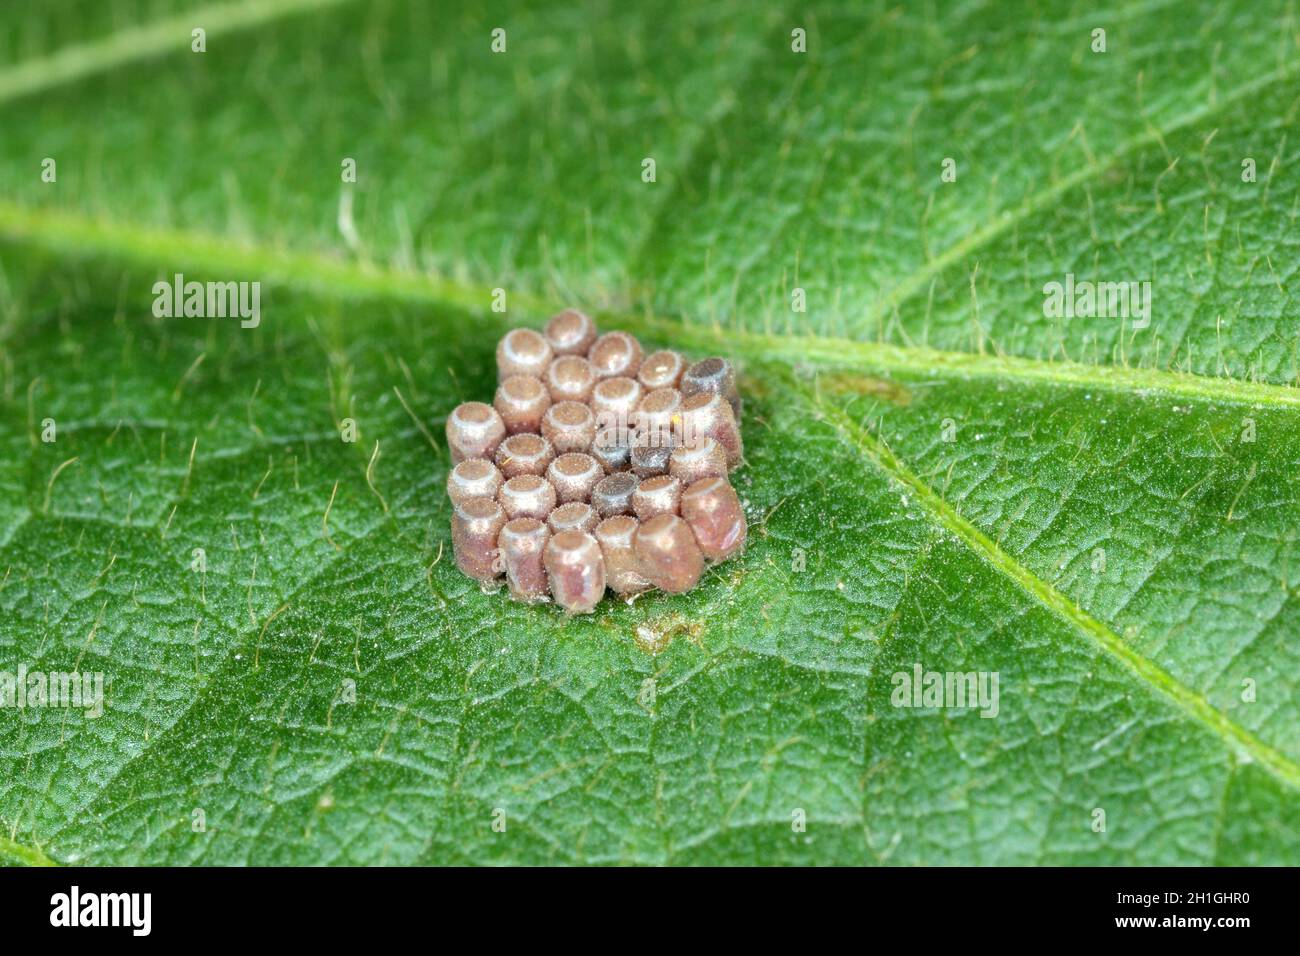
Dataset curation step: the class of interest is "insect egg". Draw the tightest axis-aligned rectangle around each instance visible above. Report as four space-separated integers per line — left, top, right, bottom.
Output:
544 309 598 356
546 452 602 503
547 501 600 534
447 458 502 508
446 402 507 464
629 441 672 478
494 374 551 435
669 437 728 484
497 518 551 603
631 474 681 522
636 387 683 448
679 391 742 467
591 472 639 517
541 400 596 454
496 328 553 380
681 357 740 418
587 331 644 379
451 496 507 582
589 375 644 423
495 432 555 479
544 354 597 404
498 474 557 521
680 476 747 562
594 516 650 596
638 350 686 390
633 513 703 594
590 431 632 473
544 530 606 614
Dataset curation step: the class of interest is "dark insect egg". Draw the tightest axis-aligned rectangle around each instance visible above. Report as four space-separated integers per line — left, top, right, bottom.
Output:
630 441 672 478
591 472 639 517
680 357 740 418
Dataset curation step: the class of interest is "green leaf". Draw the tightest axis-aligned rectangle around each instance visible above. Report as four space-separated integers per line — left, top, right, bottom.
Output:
1 0 1297 865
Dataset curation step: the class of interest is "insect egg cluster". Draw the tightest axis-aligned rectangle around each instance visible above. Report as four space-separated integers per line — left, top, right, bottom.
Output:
445 309 747 613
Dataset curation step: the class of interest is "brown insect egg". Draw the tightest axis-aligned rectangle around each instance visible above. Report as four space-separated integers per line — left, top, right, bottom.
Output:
544 308 598 356
636 387 683 448
680 476 747 562
544 530 606 614
594 516 651 596
494 374 551 434
496 328 553 380
631 474 681 521
633 514 703 594
497 518 551 603
452 496 506 582
546 452 603 503
669 437 728 485
629 441 672 478
587 331 644 379
638 350 686 391
679 391 742 468
681 357 740 418
498 474 557 521
543 354 597 404
590 432 632 473
547 501 599 534
589 376 644 424
495 432 555 479
591 472 639 518
446 402 507 464
541 400 596 454
447 458 503 508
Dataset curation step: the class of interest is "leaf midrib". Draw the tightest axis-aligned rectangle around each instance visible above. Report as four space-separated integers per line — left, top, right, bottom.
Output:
0 0 356 103
3 201 1298 411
